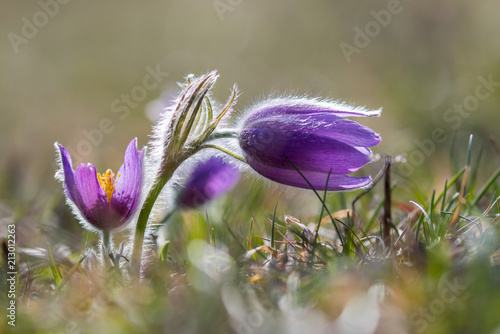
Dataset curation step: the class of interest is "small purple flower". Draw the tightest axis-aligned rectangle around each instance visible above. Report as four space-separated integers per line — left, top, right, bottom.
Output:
176 157 240 208
238 98 381 191
55 139 144 231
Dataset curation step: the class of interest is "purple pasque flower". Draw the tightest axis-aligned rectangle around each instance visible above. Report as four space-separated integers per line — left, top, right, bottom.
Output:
55 139 144 231
176 157 240 208
238 98 381 191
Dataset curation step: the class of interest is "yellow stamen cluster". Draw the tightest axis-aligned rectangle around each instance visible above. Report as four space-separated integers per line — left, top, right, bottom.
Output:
97 169 120 202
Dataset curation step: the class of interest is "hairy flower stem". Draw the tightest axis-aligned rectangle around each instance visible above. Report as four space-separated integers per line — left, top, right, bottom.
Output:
131 167 174 276
199 144 246 162
206 130 238 141
102 230 111 250
131 150 195 276
101 230 112 267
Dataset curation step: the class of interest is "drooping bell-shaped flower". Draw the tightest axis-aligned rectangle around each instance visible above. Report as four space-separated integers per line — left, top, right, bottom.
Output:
238 98 381 191
176 157 240 208
55 139 145 231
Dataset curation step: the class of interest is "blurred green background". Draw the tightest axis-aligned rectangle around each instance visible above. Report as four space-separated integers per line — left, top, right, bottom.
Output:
1 0 499 205
2 2 500 333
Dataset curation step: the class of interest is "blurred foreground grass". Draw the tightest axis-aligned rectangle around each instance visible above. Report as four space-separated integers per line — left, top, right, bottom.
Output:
3 136 500 334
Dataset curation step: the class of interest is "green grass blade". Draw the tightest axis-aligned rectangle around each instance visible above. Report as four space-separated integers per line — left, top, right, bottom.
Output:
158 241 170 262
411 201 436 241
433 168 466 209
47 243 63 286
54 255 84 294
271 202 278 249
440 179 448 214
471 167 500 207
211 228 216 250
429 189 436 219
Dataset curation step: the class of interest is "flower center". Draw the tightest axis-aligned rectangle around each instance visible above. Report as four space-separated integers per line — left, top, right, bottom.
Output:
97 169 120 202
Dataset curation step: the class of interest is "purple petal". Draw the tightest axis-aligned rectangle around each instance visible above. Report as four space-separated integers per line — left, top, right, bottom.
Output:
111 139 144 221
177 157 240 208
244 98 381 127
245 113 380 147
244 112 380 147
245 157 372 191
74 163 112 230
239 128 372 175
57 144 80 205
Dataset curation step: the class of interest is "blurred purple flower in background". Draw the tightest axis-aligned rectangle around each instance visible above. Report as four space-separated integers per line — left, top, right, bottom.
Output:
177 156 240 208
238 98 381 191
55 139 144 231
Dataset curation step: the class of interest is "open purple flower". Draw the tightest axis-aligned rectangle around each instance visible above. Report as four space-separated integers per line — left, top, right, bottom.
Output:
55 139 144 231
238 98 381 191
177 157 240 208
